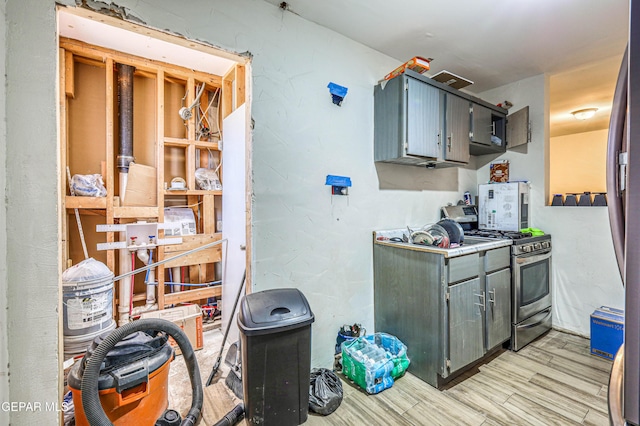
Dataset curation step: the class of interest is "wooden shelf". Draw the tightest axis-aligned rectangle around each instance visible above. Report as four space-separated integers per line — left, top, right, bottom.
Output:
164 190 222 196
164 285 222 306
113 206 161 219
65 196 107 209
165 137 220 150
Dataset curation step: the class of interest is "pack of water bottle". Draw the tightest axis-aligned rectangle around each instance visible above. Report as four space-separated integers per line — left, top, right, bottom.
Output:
341 332 409 394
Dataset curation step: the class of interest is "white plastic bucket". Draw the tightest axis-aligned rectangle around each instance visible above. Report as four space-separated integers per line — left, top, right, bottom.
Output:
62 258 115 338
63 319 116 358
63 278 114 336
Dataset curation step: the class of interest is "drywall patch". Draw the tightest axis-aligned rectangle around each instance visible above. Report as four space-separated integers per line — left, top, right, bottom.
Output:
71 1 253 61
76 0 145 24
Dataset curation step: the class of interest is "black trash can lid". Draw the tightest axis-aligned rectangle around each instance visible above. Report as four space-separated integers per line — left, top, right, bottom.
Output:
238 288 315 336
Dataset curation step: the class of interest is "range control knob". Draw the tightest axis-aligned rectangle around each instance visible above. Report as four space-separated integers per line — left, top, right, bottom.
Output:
522 245 532 253
542 241 550 249
534 243 541 250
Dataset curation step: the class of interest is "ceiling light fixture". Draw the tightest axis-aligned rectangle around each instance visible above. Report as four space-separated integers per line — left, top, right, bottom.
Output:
571 108 598 120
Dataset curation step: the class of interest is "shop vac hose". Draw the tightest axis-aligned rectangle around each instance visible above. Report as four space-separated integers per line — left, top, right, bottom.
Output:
212 403 245 426
81 318 203 426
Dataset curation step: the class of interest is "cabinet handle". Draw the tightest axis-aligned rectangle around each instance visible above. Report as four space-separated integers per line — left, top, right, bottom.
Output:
488 288 496 306
437 132 441 147
447 134 452 151
491 122 496 136
474 291 485 311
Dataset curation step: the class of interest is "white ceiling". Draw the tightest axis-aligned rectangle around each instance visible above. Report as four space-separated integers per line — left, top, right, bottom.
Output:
263 0 630 137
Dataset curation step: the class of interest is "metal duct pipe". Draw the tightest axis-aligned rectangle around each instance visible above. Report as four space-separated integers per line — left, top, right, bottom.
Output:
117 63 135 174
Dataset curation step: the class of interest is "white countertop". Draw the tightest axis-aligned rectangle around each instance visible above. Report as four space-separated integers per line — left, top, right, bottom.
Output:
373 229 512 258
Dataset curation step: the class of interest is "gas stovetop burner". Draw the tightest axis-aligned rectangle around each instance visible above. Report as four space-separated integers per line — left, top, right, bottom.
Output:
464 229 532 240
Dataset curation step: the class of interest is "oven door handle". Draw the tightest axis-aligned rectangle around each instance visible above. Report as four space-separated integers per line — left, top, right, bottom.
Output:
519 309 552 329
515 250 551 264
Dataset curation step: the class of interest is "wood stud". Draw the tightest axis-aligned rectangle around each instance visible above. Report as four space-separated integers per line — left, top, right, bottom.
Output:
61 39 239 316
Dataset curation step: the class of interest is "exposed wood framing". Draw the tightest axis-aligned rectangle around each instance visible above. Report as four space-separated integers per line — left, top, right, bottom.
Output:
64 50 75 98
60 38 223 88
60 48 69 270
157 69 166 310
164 286 222 306
105 57 115 272
60 20 250 318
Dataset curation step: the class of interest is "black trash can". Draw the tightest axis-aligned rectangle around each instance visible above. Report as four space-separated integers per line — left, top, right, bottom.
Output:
238 288 315 426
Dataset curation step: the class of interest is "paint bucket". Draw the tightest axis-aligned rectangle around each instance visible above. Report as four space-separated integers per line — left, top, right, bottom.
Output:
62 258 115 356
64 320 116 359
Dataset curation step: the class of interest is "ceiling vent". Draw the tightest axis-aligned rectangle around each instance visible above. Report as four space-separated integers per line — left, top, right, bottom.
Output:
431 70 473 90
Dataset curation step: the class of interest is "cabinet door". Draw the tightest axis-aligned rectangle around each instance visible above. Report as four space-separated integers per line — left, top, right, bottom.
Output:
485 268 511 350
448 278 484 373
406 77 441 158
444 94 470 163
221 104 247 340
507 106 530 149
470 103 492 145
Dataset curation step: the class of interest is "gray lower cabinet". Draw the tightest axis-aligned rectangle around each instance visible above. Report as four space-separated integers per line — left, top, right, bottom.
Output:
373 241 512 388
447 278 484 373
485 268 511 350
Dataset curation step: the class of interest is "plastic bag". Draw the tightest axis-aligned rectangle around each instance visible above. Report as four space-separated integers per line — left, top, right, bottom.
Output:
62 258 113 284
195 167 222 191
71 174 107 197
309 368 343 415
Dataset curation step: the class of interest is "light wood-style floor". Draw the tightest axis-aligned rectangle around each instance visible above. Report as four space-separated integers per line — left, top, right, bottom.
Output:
193 329 612 425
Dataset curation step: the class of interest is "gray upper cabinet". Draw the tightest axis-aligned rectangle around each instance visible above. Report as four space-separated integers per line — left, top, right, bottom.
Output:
471 103 493 145
374 70 508 168
374 74 445 166
444 94 470 163
406 77 441 158
470 103 507 155
507 106 530 149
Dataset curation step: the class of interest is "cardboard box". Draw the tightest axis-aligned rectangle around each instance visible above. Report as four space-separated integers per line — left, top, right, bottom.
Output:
489 161 509 183
384 56 431 81
590 306 624 360
123 163 157 206
141 304 203 355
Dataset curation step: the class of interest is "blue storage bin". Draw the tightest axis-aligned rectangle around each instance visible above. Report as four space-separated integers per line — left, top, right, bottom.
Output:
591 306 624 360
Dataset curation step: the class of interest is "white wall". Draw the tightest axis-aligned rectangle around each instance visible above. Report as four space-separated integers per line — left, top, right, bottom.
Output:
550 129 608 197
0 0 9 424
55 0 474 370
5 0 60 423
4 2 622 419
478 75 624 337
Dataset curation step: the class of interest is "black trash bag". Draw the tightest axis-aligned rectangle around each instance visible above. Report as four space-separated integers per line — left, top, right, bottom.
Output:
309 368 343 415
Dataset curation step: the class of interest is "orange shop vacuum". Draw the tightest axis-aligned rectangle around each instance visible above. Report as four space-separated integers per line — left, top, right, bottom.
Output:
68 318 244 426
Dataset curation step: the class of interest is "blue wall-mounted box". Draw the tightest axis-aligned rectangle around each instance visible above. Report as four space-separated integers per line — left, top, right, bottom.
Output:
590 306 624 360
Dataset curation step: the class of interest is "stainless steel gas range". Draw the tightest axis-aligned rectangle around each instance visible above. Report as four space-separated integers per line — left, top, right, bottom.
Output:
465 229 552 351
443 204 553 351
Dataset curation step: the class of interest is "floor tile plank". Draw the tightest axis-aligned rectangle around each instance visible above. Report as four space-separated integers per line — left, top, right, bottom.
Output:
199 330 612 425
